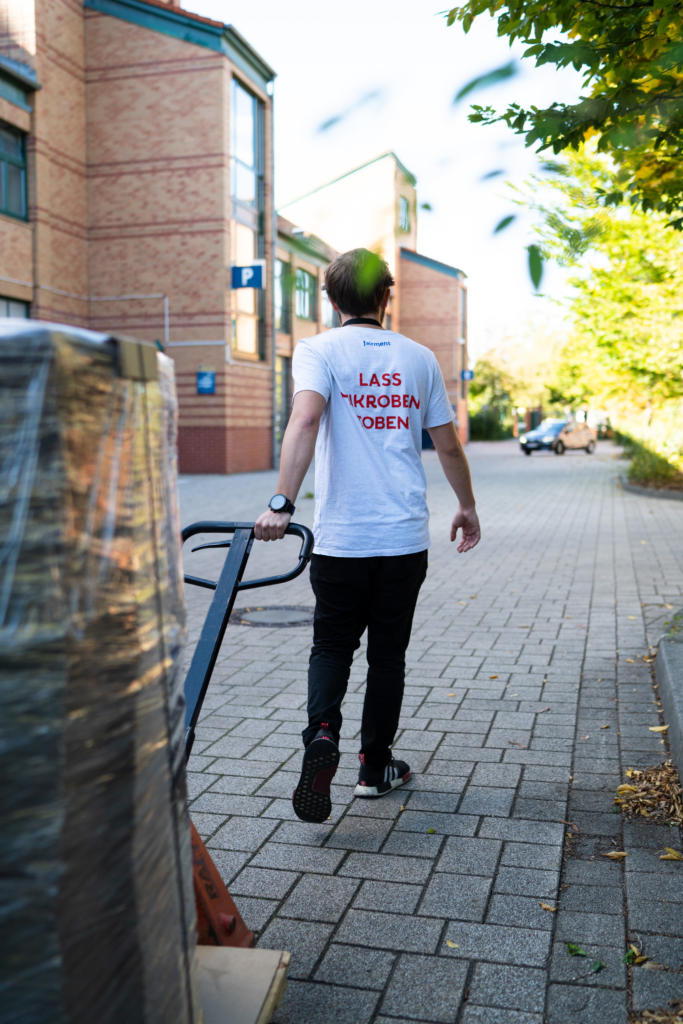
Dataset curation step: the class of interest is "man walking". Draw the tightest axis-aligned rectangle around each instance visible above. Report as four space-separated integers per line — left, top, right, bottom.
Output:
255 248 480 823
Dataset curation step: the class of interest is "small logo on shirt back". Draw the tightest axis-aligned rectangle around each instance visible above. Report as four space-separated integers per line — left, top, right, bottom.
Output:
363 339 391 347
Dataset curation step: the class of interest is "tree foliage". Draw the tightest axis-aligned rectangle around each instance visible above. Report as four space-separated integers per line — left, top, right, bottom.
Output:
447 0 683 226
524 147 683 468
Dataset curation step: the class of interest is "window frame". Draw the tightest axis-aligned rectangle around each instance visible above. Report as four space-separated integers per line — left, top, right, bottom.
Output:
0 122 27 221
274 258 291 334
230 77 267 360
295 268 317 321
0 295 30 317
321 288 336 328
398 195 410 232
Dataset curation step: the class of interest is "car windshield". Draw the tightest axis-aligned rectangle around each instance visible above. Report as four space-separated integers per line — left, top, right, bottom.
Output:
537 419 566 435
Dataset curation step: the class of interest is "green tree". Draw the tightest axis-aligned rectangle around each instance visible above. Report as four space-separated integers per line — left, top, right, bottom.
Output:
448 0 683 226
468 358 516 438
525 148 683 472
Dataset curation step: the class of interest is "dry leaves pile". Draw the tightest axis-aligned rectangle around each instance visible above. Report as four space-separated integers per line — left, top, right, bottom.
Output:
631 1001 683 1024
614 761 683 826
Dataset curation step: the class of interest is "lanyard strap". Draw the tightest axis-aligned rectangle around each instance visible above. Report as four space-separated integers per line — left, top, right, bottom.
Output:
342 317 383 328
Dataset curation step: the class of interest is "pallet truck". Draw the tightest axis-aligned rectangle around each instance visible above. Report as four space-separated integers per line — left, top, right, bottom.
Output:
181 521 313 949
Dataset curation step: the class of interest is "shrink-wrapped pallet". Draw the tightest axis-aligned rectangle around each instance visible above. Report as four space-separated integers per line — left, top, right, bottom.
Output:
0 321 200 1024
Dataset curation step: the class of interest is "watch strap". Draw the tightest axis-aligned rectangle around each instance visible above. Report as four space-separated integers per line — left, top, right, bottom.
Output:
268 493 296 515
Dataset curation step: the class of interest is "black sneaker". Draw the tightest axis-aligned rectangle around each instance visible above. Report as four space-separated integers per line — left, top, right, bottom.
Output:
292 723 340 823
354 753 410 798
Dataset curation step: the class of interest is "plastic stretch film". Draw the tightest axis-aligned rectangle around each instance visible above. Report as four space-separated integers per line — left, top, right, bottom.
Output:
0 321 201 1024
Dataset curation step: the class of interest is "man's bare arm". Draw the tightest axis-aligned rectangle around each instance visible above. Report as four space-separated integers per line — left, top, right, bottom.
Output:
254 390 326 541
426 421 481 552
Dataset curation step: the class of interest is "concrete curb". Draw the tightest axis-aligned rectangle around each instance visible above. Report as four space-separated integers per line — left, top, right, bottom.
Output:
620 474 683 501
655 610 683 785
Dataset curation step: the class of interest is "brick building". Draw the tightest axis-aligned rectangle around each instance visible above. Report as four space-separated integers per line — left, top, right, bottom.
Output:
0 0 277 473
281 152 470 440
274 215 338 450
1 5 470 472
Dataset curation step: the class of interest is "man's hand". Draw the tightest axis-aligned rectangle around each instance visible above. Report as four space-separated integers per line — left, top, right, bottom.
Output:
254 509 292 541
451 506 480 553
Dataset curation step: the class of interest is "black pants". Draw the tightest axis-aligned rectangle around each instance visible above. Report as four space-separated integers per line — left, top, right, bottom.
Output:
303 550 428 767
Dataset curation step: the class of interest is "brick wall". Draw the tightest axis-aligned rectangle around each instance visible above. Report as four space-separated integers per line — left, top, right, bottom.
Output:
83 10 275 473
13 0 89 324
398 251 469 443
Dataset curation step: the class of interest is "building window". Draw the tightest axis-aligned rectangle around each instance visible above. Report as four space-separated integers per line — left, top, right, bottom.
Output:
295 268 316 321
274 355 291 453
399 195 410 232
275 259 291 333
0 123 27 220
231 79 262 208
231 221 261 358
321 289 336 328
0 295 29 317
230 78 265 359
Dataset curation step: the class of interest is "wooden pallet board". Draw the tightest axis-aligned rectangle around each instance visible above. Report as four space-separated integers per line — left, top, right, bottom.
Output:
197 946 290 1024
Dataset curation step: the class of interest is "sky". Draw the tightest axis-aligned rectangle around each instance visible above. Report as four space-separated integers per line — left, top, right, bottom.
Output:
184 0 583 358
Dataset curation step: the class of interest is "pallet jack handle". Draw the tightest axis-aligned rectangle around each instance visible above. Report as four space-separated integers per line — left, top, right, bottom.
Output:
181 521 313 760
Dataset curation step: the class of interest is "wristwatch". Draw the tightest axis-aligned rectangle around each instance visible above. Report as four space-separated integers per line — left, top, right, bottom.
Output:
268 493 295 515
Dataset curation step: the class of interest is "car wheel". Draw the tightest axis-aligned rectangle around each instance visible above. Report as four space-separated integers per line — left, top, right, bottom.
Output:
586 440 595 454
523 448 532 456
554 441 565 455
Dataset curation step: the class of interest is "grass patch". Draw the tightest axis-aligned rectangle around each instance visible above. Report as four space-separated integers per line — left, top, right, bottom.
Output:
616 433 683 490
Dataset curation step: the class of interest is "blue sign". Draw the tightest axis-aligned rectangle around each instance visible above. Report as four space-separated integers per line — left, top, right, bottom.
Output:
461 369 474 381
231 261 265 289
196 370 215 395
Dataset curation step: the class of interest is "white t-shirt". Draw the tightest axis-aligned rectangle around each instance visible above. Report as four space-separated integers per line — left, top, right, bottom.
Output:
293 324 455 557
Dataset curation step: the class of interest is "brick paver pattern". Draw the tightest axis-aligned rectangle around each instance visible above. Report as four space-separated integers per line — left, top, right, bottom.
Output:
179 440 683 1024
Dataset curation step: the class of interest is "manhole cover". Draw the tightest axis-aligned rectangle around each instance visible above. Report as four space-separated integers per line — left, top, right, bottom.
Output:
230 605 314 627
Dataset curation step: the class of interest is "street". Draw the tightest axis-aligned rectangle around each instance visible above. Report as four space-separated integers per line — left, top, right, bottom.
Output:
181 440 683 1024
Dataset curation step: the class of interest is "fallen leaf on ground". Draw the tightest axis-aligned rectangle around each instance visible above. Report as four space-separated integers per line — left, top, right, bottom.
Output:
539 902 556 912
601 724 611 729
660 847 683 861
641 961 668 971
625 658 636 663
538 706 551 713
426 827 436 834
447 693 457 697
592 960 607 973
649 725 669 733
445 939 459 949
489 674 499 679
602 851 628 859
624 944 649 966
565 942 588 957
614 761 683 825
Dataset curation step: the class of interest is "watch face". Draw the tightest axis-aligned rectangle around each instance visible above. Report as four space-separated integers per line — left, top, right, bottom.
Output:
270 494 287 511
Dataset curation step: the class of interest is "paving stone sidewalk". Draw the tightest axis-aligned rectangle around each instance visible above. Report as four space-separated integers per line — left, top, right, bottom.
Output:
179 440 683 1024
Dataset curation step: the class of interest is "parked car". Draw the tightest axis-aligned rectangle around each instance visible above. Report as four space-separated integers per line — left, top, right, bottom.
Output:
520 418 597 455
